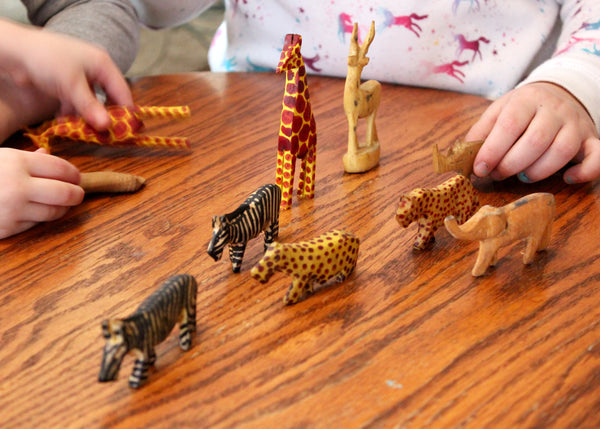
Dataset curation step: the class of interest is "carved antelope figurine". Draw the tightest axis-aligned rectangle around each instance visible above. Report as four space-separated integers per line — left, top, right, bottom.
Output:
343 21 382 173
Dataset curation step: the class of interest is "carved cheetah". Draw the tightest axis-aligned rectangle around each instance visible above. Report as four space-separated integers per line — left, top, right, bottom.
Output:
396 174 479 250
250 230 360 304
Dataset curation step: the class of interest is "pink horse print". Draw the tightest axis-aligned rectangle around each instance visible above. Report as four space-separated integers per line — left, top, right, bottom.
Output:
338 13 356 42
455 34 490 61
379 9 428 37
432 60 469 83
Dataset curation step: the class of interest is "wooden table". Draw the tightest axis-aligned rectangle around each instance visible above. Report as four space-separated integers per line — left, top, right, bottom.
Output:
1 73 599 428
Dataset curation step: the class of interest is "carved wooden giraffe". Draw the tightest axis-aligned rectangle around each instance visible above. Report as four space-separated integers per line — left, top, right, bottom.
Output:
343 21 382 173
276 34 317 210
24 105 191 152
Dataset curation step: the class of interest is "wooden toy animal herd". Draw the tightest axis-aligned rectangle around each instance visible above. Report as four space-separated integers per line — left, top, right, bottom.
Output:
97 26 557 389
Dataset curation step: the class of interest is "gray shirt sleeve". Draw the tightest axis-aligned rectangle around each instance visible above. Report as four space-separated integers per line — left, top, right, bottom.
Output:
21 0 140 73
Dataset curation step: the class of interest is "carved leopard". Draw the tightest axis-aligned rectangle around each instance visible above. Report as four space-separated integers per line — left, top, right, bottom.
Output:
396 174 479 250
250 230 360 304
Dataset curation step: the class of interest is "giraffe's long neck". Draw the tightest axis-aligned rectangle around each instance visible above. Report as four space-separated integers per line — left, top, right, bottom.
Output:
286 64 307 98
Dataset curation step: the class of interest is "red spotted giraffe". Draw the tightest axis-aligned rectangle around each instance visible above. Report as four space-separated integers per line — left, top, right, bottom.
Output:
24 105 191 152
276 34 317 210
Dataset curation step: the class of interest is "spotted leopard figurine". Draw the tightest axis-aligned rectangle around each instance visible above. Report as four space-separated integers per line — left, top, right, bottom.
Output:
396 174 479 250
250 230 360 304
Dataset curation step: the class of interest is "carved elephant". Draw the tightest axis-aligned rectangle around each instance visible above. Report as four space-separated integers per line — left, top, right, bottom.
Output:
444 192 555 276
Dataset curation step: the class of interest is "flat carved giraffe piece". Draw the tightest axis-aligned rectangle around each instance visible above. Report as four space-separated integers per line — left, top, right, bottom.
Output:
24 105 191 152
276 34 317 210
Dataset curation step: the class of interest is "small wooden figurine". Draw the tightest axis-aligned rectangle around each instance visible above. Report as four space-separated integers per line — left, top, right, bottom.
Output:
432 140 484 177
445 193 555 276
24 105 191 152
396 174 479 250
80 171 146 194
343 21 382 173
207 184 281 273
276 33 317 210
250 230 360 305
98 274 197 389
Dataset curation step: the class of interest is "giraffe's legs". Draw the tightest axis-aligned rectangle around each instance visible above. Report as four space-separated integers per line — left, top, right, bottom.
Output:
132 136 190 149
276 149 296 209
298 143 316 199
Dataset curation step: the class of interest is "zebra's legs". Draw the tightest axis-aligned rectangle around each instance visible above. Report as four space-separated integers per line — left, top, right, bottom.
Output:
263 220 280 251
129 350 154 388
178 306 196 351
229 243 247 273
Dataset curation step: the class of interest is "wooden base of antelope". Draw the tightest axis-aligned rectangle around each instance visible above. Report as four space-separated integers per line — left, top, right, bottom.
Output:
343 141 380 173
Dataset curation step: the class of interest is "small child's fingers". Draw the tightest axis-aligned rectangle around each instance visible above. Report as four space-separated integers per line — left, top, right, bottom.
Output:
65 77 111 130
465 99 503 141
27 177 84 207
473 101 536 177
0 221 38 240
26 151 81 184
516 127 580 182
93 60 133 108
19 202 70 223
490 113 561 180
563 137 600 184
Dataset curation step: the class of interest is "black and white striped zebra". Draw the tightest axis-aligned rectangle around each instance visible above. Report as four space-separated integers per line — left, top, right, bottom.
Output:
98 274 197 388
207 183 281 273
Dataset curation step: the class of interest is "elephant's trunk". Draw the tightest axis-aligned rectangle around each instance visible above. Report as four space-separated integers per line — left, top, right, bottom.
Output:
444 214 486 241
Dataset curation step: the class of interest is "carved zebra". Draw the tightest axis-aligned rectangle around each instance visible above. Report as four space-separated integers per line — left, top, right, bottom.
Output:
98 274 197 389
207 183 281 273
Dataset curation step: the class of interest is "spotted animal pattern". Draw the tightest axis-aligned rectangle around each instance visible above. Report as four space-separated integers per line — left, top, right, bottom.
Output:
207 184 281 273
24 105 191 152
396 174 479 250
276 34 317 210
250 230 360 305
98 274 197 388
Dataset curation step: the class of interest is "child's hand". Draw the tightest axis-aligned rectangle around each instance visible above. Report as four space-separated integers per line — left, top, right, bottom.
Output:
0 148 84 239
467 82 600 184
1 20 133 130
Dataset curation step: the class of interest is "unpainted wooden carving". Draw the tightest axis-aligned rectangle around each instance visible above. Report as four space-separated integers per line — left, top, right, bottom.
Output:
343 21 382 173
432 140 484 177
445 193 555 276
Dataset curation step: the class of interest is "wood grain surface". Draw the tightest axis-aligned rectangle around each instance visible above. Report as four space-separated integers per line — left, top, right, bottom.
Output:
1 72 599 428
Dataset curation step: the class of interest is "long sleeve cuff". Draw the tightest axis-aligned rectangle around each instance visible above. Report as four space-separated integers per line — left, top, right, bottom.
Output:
519 51 600 134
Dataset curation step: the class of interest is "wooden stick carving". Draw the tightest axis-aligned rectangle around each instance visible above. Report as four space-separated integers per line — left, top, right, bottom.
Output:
80 172 146 194
343 21 382 173
432 140 484 177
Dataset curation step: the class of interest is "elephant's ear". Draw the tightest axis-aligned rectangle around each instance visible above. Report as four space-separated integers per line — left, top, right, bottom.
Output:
487 209 508 236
